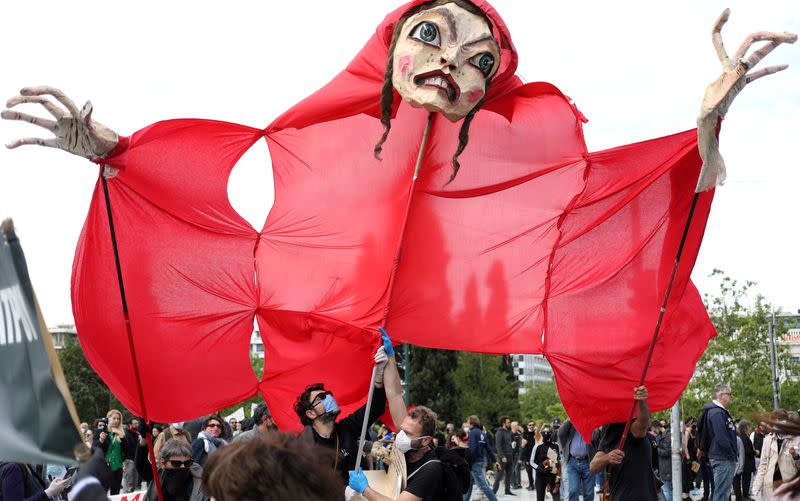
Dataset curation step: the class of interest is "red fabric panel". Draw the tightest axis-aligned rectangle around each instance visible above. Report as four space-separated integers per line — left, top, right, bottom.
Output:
69 0 716 435
546 132 715 438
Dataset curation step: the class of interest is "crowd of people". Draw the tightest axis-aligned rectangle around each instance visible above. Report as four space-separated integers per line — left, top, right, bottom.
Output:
3 342 800 501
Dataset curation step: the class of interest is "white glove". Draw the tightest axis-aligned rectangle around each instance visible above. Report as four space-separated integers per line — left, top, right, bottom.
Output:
45 476 71 498
345 486 360 501
374 346 388 377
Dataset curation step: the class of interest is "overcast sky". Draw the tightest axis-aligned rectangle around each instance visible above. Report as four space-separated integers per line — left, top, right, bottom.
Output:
1 0 797 326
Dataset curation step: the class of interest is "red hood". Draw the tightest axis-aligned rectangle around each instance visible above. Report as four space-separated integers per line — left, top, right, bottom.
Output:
269 0 521 132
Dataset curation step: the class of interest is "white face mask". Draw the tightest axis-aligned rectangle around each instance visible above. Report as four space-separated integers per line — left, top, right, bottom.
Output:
395 430 424 454
172 422 184 430
464 427 470 434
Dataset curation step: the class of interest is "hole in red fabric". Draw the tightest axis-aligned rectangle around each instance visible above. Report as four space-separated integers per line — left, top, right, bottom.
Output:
227 137 274 232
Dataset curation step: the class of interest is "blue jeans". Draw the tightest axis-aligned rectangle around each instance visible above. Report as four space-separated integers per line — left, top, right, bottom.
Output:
710 459 736 501
661 478 672 501
567 457 595 501
464 461 498 501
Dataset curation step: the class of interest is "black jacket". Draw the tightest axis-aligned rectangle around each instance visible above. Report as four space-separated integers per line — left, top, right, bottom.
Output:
521 430 536 462
494 427 513 460
298 386 387 485
123 428 140 461
532 442 560 476
741 433 756 473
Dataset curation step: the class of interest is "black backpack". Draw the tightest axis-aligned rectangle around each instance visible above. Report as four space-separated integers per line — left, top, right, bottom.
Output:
433 446 471 501
695 407 713 454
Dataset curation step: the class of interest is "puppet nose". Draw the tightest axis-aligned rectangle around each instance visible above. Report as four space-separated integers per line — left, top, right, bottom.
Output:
440 56 457 70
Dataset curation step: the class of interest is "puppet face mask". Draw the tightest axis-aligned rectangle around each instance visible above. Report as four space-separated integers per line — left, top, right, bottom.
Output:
392 2 499 122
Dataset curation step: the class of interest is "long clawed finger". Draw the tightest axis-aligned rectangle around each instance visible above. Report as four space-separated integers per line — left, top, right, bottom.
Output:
1 109 57 131
744 33 797 69
5 137 58 150
712 9 733 70
747 64 789 84
6 95 65 119
19 85 80 117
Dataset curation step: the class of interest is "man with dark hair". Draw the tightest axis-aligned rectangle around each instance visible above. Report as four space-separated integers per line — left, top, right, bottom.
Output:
521 420 536 491
122 417 142 493
204 432 341 501
493 416 515 496
590 386 658 501
144 438 205 501
233 403 276 442
348 406 447 501
465 415 499 501
296 330 404 485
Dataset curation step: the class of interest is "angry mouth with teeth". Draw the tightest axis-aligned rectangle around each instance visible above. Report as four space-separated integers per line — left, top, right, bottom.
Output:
414 70 461 103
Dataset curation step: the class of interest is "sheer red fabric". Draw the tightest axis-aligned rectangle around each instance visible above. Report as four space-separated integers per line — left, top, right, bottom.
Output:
72 0 715 436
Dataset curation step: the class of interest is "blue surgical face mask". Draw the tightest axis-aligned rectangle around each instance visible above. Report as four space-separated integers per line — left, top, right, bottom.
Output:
320 394 340 415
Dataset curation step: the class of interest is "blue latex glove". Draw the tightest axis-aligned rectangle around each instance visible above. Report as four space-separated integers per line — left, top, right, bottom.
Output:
378 326 395 357
349 469 369 494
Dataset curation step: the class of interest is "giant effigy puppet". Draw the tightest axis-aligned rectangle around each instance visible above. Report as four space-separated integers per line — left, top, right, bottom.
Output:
2 0 796 438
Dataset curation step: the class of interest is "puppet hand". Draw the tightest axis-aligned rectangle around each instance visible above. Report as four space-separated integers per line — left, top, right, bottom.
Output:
695 11 796 192
3 86 119 163
700 11 796 122
348 469 369 494
378 327 395 357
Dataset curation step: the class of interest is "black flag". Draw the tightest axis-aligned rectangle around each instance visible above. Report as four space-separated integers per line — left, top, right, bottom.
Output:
0 219 80 465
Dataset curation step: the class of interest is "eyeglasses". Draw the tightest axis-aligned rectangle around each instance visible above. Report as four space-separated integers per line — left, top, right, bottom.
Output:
311 391 332 406
167 459 193 468
719 392 732 396
206 423 222 429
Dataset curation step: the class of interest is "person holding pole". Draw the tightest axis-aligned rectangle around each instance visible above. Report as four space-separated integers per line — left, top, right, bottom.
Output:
590 386 658 501
295 329 404 485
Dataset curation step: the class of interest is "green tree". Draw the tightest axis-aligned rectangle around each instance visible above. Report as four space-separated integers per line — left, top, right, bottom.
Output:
408 347 460 425
58 338 115 422
684 270 792 419
519 381 563 421
453 352 519 427
221 355 265 419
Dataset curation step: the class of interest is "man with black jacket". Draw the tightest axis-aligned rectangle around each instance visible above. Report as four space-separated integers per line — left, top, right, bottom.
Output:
122 418 142 493
493 416 515 496
296 330 403 486
558 418 595 501
521 421 536 491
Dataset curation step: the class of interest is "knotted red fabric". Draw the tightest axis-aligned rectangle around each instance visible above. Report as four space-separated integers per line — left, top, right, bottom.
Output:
72 0 715 437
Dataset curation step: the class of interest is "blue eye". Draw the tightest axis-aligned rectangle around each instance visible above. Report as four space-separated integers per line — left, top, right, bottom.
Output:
470 52 495 76
411 21 441 47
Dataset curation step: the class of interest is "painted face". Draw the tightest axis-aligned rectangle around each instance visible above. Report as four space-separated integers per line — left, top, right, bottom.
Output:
392 2 499 121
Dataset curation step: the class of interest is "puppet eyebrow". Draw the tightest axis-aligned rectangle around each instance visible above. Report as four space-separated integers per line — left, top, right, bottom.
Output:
462 34 496 49
424 8 458 41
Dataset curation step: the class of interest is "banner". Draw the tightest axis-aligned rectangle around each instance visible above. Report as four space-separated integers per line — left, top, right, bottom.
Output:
0 219 80 465
109 490 147 501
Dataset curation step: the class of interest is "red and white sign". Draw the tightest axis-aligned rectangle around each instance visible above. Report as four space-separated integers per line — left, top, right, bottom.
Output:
109 491 146 501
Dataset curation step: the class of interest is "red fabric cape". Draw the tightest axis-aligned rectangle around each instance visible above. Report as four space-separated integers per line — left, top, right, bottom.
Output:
72 0 716 437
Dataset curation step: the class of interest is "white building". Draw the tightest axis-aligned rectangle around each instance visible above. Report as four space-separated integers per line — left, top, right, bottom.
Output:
512 354 554 392
48 324 77 350
250 330 264 359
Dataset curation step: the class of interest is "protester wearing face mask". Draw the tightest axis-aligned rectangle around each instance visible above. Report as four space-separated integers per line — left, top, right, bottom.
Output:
144 438 207 501
521 421 537 491
191 416 227 467
154 422 192 464
295 329 403 485
349 406 445 500
531 425 561 501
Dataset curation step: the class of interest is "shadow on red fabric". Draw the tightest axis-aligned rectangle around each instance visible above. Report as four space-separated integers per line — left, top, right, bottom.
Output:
72 0 715 436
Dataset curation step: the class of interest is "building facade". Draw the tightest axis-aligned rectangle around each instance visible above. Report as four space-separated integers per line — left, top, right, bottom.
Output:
512 354 554 391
